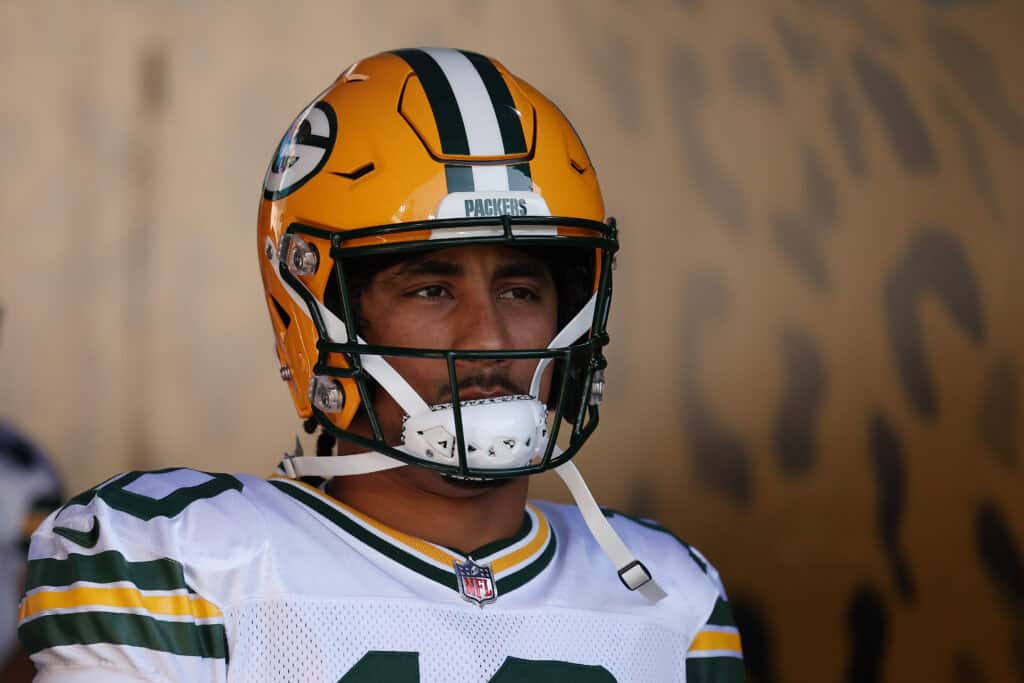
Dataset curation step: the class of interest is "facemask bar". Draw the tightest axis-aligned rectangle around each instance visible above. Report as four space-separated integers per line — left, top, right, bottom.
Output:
279 214 617 478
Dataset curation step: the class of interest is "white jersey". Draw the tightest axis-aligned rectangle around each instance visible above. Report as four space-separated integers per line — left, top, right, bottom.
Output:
19 468 743 682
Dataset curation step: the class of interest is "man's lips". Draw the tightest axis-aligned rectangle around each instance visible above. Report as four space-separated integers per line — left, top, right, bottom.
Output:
455 388 516 401
438 380 526 403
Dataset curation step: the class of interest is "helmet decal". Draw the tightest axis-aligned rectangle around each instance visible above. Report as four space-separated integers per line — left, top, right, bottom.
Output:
263 101 337 200
392 48 533 193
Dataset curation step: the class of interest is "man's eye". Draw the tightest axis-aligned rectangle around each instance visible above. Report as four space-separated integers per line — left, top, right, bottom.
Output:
411 285 450 299
497 287 538 301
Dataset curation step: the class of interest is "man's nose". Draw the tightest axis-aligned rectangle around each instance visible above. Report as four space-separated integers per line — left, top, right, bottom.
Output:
452 293 510 352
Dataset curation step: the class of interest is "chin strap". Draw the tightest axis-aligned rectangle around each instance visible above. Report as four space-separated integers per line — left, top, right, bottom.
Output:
529 293 596 397
554 459 667 604
281 448 406 478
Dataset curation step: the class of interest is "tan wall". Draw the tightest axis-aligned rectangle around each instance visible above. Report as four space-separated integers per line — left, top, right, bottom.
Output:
2 1 1022 680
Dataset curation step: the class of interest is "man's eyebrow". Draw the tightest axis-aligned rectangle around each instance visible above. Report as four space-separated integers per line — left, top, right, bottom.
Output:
493 259 551 280
393 257 463 278
388 256 551 280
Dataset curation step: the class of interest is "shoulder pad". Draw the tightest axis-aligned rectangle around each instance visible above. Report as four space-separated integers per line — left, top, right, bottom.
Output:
33 468 265 569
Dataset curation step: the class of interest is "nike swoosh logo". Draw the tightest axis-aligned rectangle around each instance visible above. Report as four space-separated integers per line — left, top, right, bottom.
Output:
53 516 100 548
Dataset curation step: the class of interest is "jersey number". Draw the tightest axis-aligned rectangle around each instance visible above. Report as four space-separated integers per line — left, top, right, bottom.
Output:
338 651 616 682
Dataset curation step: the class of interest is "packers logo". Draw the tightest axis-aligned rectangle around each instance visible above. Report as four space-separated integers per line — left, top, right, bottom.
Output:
463 197 529 217
263 101 337 200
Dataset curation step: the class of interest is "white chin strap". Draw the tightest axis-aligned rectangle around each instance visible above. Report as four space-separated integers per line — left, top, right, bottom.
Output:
554 460 668 603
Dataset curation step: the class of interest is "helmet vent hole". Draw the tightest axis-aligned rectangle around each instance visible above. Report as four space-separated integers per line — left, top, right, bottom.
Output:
270 296 292 329
569 159 587 174
331 162 375 181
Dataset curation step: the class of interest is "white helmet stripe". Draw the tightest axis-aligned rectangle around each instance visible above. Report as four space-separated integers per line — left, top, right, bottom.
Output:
470 165 511 192
421 48 506 157
421 48 510 192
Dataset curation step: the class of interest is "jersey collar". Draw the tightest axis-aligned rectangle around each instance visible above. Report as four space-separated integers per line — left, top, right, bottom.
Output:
268 476 556 599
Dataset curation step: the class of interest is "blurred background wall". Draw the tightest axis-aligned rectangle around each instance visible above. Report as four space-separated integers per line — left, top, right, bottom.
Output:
1 1 1022 681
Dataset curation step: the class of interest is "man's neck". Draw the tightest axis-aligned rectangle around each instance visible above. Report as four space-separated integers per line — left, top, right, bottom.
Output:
325 467 530 554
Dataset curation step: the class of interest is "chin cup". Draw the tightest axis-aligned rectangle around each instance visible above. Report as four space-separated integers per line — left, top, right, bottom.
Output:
402 395 549 471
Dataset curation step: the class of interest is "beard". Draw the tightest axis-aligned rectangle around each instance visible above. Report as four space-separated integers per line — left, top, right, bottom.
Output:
434 367 529 404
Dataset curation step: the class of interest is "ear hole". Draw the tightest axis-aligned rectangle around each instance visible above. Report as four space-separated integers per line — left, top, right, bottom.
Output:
323 267 343 321
270 296 292 329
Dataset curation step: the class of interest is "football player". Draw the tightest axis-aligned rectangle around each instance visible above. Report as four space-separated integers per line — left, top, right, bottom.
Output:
19 49 744 681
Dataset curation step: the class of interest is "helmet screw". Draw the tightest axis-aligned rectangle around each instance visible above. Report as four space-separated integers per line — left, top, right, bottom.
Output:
294 248 317 275
308 375 345 413
279 365 293 381
283 235 319 277
264 242 274 261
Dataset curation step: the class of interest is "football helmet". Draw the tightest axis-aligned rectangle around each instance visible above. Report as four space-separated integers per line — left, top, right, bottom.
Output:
258 48 616 480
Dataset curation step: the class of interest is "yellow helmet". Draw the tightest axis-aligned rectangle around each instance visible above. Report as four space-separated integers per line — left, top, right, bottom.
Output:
258 48 617 480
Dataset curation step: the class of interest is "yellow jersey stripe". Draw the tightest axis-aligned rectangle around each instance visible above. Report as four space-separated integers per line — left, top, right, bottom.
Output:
274 477 459 567
491 505 549 574
349 508 458 567
271 477 552 575
688 629 742 654
20 586 222 622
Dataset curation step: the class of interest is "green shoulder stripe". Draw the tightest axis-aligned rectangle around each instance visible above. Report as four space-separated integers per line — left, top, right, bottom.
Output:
58 469 244 521
686 655 746 682
95 470 244 521
25 550 192 593
19 611 227 659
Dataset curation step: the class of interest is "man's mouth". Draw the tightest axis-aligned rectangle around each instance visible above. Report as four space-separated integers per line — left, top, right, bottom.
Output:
439 472 511 489
455 387 515 401
438 377 526 403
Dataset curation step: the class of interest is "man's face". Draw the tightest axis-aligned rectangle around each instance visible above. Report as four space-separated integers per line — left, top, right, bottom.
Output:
357 244 559 422
344 244 559 499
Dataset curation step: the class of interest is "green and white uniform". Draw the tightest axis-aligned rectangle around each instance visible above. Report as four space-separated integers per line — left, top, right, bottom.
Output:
20 468 743 682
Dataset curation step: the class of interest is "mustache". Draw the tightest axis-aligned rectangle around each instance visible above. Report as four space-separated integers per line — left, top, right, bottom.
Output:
435 371 526 403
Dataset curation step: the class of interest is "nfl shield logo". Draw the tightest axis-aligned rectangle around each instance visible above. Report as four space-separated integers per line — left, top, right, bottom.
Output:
454 557 498 606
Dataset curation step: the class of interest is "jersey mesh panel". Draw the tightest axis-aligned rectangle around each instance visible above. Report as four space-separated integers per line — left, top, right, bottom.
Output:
224 599 686 682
